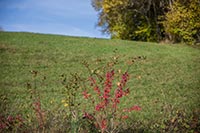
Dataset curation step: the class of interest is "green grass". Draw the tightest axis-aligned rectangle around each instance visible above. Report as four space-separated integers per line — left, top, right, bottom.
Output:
0 31 200 131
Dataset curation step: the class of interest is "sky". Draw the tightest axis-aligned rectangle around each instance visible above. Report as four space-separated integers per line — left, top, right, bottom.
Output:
0 0 109 38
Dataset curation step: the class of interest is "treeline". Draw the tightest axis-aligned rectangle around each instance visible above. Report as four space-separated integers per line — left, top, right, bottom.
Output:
92 0 200 44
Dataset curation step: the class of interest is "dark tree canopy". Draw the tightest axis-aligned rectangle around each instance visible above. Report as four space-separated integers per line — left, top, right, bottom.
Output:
92 0 200 44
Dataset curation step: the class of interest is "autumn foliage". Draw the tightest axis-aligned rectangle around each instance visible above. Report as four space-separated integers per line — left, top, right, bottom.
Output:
92 0 200 44
163 0 200 44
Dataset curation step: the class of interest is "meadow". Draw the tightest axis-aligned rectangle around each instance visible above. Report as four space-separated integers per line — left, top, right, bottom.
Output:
0 32 200 132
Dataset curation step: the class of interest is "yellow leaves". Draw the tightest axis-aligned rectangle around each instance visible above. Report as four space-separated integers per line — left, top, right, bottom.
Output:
163 0 199 44
103 3 110 13
61 99 68 107
61 99 65 103
64 103 69 107
135 27 149 34
102 0 129 13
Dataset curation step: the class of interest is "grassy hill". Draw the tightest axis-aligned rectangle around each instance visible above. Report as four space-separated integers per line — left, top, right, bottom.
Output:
0 32 200 132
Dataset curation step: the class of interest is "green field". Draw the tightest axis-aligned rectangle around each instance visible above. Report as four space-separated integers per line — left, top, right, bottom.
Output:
0 32 200 132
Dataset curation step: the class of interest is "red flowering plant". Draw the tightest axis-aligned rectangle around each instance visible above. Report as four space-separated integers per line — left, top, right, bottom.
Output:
81 56 142 133
27 71 46 130
0 115 24 132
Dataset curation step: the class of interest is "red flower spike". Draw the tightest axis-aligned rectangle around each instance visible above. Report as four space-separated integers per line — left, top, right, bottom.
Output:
7 116 13 122
103 93 109 99
95 102 105 111
115 89 123 98
101 70 115 107
101 119 107 130
89 77 96 86
83 112 94 120
82 90 90 99
94 86 101 95
0 123 6 129
124 88 130 96
122 115 129 119
112 72 130 111
130 105 142 111
120 72 129 87
123 105 142 112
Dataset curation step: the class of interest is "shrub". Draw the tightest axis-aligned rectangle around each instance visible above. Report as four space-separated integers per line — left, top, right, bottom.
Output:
80 57 142 133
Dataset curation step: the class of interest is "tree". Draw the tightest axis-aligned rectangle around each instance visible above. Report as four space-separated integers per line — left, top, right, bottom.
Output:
163 0 200 44
92 0 200 44
92 0 171 42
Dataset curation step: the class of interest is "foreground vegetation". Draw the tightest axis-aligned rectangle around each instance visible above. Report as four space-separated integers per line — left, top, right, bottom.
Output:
0 32 200 132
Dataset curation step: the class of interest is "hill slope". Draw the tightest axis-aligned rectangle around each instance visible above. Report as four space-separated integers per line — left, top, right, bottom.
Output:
0 32 200 130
